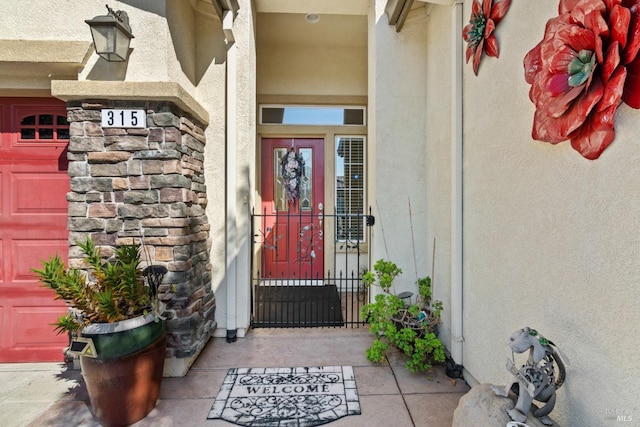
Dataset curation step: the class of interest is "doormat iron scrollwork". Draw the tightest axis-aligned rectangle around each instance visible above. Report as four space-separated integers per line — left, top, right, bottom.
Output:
208 366 361 427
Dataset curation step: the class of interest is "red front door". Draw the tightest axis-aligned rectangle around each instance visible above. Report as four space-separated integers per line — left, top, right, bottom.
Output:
0 98 70 362
260 138 324 280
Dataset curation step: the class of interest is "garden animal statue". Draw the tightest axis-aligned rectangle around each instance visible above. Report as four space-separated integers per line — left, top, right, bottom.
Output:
491 327 565 426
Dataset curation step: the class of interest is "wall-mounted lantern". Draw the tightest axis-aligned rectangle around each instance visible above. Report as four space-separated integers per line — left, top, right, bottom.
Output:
85 5 134 62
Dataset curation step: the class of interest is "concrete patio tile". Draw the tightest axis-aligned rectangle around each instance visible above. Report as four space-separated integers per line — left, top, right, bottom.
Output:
0 363 87 427
2 369 80 403
352 365 401 395
158 369 227 399
404 392 466 427
55 375 89 402
0 362 63 372
330 394 414 427
25 400 99 427
131 398 219 427
0 363 70 402
391 363 469 395
1 402 61 427
0 371 37 400
193 329 377 369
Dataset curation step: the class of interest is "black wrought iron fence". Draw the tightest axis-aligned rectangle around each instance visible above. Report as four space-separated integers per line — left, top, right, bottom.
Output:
250 207 374 328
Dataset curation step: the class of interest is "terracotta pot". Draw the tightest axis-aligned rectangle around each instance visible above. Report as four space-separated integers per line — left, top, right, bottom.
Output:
80 315 165 427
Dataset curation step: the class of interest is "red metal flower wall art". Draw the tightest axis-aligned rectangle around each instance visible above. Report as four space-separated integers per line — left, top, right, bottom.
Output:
524 0 640 160
463 0 512 75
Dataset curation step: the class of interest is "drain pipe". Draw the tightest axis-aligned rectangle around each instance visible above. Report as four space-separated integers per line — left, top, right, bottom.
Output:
450 0 464 367
224 10 238 343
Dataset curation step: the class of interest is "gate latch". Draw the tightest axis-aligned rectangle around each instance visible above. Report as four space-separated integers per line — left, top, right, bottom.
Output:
366 215 375 226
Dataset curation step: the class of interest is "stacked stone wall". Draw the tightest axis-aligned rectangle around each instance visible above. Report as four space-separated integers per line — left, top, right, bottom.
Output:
66 100 215 363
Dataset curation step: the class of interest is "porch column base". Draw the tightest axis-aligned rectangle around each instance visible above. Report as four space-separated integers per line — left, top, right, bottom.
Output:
213 327 248 339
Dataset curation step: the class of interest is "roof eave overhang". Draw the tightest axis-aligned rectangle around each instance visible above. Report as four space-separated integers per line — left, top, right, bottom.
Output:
386 0 457 32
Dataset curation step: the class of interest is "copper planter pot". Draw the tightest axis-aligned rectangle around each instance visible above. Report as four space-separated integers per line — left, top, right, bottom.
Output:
80 315 165 427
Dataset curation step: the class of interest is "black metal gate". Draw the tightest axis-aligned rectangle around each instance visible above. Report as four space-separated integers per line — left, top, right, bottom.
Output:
251 208 374 328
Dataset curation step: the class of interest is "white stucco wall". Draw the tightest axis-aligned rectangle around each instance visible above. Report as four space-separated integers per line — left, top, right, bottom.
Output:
257 13 367 96
196 10 231 335
423 4 454 355
231 0 257 336
199 0 256 337
0 1 100 40
369 1 431 295
0 0 215 94
456 1 640 425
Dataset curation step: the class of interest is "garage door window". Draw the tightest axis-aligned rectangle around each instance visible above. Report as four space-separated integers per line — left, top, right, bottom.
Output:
19 114 69 141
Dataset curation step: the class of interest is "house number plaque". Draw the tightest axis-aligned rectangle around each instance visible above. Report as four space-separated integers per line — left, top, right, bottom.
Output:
101 109 146 128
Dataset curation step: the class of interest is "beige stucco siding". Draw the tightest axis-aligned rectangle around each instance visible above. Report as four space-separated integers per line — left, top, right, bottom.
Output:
257 13 367 96
1 1 99 40
231 0 257 335
0 0 224 95
423 4 453 354
198 12 231 334
369 1 431 294
458 1 640 425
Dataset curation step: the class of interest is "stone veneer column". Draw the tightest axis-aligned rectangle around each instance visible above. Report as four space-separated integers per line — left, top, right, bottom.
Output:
66 100 215 376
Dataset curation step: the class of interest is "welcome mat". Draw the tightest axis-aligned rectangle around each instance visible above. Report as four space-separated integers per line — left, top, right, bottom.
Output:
208 366 361 427
253 285 344 327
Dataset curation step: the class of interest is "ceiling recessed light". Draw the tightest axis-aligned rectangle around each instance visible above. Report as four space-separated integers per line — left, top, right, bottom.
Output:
305 13 320 24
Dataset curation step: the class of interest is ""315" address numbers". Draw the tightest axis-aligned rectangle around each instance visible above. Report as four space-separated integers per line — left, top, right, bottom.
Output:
101 109 147 128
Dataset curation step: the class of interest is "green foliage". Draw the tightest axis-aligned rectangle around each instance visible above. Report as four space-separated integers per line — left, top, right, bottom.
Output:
417 275 443 320
361 259 445 372
417 276 432 302
362 293 446 372
33 237 150 334
361 261 446 373
365 339 388 363
362 259 403 293
432 301 443 320
408 333 446 372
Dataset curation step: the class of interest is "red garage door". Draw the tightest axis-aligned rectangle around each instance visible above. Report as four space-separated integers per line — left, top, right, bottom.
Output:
0 98 70 362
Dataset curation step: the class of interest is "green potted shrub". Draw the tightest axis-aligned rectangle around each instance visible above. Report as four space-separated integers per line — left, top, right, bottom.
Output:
33 237 167 427
361 259 445 372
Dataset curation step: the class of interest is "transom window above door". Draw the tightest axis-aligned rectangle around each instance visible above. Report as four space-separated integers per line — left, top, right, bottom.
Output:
260 105 366 126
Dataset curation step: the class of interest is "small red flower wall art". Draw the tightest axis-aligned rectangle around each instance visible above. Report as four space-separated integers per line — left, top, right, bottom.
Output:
524 0 640 160
463 0 512 75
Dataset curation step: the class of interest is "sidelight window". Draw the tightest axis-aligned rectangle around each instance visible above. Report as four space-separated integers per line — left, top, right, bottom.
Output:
335 136 366 242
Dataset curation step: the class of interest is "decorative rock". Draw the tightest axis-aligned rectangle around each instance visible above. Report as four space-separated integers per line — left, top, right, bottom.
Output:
90 163 128 177
452 384 559 427
88 151 132 163
67 108 101 122
123 190 159 204
67 161 89 177
151 112 180 128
